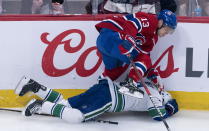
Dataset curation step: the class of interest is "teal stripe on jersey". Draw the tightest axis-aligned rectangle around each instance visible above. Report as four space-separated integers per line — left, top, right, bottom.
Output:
113 85 125 112
148 106 166 119
113 84 118 112
84 103 112 120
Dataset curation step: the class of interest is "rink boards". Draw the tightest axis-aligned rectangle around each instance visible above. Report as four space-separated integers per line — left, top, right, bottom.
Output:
0 15 209 110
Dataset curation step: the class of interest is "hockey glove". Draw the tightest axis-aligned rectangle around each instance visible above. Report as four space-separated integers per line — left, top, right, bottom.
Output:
146 68 164 91
149 99 178 121
165 99 179 117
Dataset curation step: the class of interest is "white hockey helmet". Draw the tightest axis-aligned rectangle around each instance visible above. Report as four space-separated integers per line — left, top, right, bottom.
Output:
161 91 172 105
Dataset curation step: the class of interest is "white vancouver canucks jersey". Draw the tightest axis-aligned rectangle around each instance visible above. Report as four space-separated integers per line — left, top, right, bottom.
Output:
106 77 163 112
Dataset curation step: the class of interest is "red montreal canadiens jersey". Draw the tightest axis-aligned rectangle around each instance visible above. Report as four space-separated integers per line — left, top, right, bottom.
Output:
95 12 159 53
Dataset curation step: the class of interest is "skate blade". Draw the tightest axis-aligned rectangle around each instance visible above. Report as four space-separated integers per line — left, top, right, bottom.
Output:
15 76 30 95
118 87 143 99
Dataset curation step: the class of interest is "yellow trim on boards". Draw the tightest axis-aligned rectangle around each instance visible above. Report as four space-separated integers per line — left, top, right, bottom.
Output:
0 89 86 108
169 91 209 110
0 89 209 110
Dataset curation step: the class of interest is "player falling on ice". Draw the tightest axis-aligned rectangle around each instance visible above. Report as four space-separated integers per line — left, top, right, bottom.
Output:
95 9 177 97
15 76 178 123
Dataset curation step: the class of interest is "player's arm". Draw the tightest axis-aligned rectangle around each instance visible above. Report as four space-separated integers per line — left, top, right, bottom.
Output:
128 53 152 82
148 99 178 121
118 13 145 55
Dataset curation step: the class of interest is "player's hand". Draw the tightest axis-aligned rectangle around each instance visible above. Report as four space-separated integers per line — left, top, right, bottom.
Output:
146 68 164 91
165 99 179 117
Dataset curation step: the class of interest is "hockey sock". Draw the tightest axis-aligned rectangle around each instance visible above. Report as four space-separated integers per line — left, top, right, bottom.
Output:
42 101 83 123
35 88 63 103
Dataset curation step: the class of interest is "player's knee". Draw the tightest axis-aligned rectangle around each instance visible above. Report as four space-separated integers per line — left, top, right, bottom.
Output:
61 108 84 123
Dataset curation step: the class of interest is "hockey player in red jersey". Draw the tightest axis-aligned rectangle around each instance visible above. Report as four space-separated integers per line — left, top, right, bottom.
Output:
95 9 177 94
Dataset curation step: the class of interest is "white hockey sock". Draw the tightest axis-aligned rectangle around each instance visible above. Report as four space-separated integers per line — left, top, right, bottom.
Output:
42 101 84 123
35 88 63 103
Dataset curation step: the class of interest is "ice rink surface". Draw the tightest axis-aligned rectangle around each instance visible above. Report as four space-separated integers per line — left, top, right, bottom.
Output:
0 110 209 131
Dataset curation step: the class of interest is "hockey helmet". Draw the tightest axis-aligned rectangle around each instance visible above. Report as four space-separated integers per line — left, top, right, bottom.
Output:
161 90 172 105
158 9 177 30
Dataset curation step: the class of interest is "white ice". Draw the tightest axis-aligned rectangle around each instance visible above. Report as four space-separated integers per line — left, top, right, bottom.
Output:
1 110 209 131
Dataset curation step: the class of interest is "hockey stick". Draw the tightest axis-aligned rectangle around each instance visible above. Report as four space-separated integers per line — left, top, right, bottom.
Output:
0 108 118 125
127 55 171 131
0 108 52 117
92 119 118 125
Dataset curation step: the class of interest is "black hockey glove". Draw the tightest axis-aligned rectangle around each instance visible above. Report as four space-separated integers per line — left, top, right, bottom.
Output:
165 99 179 117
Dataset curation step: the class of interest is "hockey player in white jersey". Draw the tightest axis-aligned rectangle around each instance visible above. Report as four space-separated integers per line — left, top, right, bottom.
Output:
15 75 178 123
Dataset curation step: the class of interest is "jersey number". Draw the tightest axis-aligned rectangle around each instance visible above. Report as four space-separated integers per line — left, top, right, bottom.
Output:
141 18 149 28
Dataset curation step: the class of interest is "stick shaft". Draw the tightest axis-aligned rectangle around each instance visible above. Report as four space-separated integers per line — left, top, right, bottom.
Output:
0 108 52 116
128 56 171 131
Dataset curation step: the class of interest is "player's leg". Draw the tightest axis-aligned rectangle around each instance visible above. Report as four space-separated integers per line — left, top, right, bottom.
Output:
23 99 84 123
96 28 132 80
96 28 131 65
15 76 63 103
67 78 112 121
22 78 112 123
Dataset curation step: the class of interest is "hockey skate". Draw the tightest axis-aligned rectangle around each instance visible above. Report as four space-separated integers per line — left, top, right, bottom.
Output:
22 99 43 116
15 76 46 96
